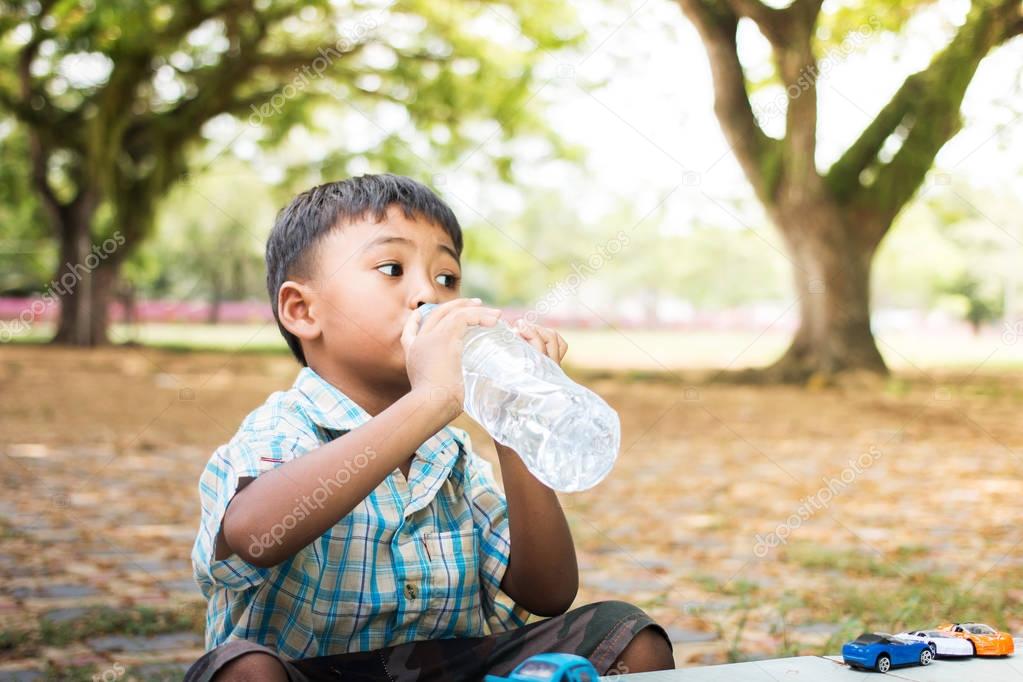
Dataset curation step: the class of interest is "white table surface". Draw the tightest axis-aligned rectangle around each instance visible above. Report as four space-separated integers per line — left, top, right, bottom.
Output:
600 640 1023 681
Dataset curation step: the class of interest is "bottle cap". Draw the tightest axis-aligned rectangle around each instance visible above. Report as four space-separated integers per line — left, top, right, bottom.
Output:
416 303 438 331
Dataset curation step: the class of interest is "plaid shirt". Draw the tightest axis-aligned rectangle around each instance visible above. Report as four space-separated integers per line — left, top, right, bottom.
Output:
191 367 530 658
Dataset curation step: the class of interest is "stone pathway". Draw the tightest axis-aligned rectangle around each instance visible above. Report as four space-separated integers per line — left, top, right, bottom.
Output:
0 444 207 679
3 347 1023 678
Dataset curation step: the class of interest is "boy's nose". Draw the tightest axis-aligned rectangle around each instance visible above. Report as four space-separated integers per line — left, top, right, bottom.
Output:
408 281 439 311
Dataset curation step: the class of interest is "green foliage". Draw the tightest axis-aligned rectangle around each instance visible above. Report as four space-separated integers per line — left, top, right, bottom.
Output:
127 159 274 304
815 0 939 53
459 189 791 312
0 124 52 293
943 275 1003 330
0 0 583 337
874 180 1020 326
743 0 938 98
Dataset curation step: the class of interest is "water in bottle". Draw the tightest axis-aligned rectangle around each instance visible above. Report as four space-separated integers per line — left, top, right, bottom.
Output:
416 302 620 492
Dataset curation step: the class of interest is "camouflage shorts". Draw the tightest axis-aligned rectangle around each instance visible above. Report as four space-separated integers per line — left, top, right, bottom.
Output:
184 599 671 681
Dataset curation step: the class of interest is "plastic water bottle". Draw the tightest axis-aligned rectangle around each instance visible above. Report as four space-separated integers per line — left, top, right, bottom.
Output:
416 302 620 492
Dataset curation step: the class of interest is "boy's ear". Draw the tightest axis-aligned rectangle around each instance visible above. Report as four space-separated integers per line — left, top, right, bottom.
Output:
278 280 321 343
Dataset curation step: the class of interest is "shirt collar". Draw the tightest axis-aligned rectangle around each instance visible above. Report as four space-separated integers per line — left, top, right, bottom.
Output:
291 367 466 507
293 366 373 433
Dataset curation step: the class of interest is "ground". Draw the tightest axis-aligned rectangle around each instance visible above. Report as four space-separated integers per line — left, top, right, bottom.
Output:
1 338 1022 680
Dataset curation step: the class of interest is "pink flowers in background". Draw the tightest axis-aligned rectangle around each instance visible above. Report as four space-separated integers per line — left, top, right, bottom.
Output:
0 297 273 324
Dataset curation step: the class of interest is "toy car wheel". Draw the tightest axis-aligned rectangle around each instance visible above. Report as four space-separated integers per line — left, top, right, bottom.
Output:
876 654 891 673
928 642 937 656
920 648 933 665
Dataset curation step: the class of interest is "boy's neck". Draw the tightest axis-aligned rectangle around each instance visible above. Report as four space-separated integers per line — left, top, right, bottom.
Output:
307 361 408 418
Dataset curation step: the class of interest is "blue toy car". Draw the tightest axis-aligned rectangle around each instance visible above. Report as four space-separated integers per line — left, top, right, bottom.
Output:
842 632 934 672
484 653 600 682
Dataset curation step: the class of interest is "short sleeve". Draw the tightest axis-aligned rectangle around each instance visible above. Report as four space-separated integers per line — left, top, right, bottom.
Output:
461 430 532 633
192 410 323 594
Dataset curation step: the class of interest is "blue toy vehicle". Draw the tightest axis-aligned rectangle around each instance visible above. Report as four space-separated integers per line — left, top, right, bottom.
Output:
842 632 934 672
484 653 600 682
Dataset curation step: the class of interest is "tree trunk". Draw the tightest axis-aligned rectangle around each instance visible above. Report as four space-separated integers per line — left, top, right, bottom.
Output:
51 206 117 347
51 263 117 347
765 204 888 381
118 281 137 327
208 271 223 325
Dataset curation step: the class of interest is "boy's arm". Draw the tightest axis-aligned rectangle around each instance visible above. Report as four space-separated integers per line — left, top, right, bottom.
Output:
495 439 579 617
220 387 457 568
492 319 579 617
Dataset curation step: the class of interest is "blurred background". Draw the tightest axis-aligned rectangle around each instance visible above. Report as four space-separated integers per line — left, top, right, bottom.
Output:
1 0 1021 679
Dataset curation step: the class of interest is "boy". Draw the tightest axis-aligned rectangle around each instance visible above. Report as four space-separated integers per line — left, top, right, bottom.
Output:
185 174 674 680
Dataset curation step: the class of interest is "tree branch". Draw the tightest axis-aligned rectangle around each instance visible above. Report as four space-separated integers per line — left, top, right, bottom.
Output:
854 0 1022 224
825 76 919 202
676 0 782 205
16 21 64 229
696 1 824 199
792 0 825 21
772 21 821 196
723 0 823 44
724 0 787 43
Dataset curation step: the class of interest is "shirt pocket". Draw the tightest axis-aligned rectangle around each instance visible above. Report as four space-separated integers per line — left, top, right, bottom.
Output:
423 527 481 612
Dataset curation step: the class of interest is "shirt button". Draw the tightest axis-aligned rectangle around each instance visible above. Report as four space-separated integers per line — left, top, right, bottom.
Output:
404 583 418 600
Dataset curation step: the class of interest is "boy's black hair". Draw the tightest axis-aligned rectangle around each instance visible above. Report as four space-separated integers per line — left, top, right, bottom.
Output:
265 173 463 366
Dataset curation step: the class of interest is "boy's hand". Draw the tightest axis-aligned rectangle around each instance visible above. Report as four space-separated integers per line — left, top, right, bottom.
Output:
401 298 502 417
514 320 568 365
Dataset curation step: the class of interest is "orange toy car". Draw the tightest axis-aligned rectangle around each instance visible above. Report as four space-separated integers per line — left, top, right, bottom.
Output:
936 622 1014 656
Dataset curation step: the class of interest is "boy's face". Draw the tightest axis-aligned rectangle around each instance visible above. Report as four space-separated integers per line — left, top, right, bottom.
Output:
303 206 462 385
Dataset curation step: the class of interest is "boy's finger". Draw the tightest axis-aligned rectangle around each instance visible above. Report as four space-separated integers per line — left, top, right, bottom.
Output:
400 307 421 352
443 307 501 333
418 298 481 335
544 333 559 360
528 334 547 357
521 325 546 356
533 326 559 360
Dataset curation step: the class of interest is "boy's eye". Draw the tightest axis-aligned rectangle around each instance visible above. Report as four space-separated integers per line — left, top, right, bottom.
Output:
436 273 459 288
377 263 459 289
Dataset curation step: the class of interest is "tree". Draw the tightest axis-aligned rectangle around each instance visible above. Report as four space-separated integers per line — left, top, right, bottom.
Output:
125 159 273 321
0 125 50 295
675 0 1023 379
0 0 579 345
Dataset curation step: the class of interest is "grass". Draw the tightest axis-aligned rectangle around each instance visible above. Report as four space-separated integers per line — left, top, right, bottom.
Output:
795 566 1019 633
715 571 1021 662
0 603 204 660
8 322 1023 372
43 662 187 682
7 321 289 354
692 573 761 597
783 544 905 579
